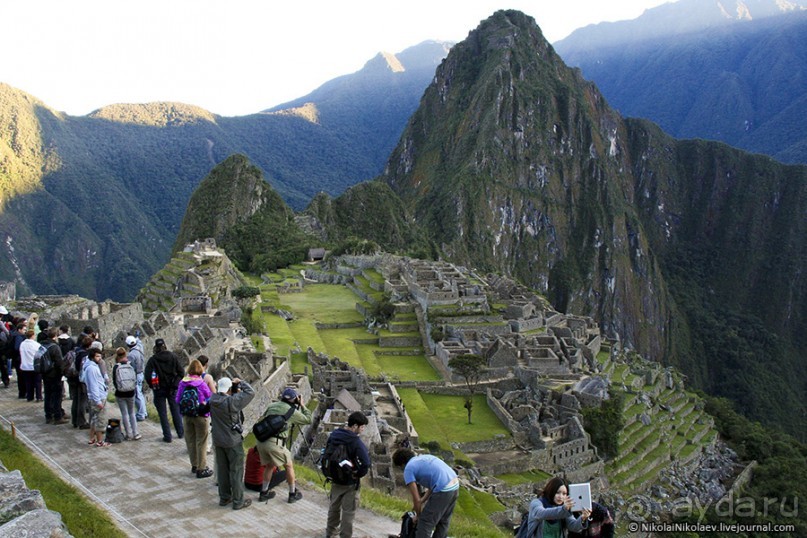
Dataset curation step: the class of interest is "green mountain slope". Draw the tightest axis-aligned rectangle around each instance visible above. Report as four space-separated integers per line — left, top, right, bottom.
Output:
0 42 448 301
376 10 807 439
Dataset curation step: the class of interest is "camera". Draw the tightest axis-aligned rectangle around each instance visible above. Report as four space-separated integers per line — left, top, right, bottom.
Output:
231 381 241 394
231 423 243 434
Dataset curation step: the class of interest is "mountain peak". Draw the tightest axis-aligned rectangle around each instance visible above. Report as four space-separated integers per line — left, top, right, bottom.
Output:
88 102 217 126
362 51 405 74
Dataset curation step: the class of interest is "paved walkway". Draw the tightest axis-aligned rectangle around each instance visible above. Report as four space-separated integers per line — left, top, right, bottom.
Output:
0 385 399 537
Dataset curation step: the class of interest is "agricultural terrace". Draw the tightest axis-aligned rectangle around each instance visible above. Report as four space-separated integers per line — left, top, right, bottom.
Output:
256 271 440 381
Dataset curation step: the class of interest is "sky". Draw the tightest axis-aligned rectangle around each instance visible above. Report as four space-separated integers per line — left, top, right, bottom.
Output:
2 0 672 117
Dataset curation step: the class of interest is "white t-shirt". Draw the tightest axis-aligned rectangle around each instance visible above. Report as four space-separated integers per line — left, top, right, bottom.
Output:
19 338 40 371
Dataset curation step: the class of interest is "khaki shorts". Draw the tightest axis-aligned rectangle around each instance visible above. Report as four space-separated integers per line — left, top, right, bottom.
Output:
89 401 107 431
257 438 292 468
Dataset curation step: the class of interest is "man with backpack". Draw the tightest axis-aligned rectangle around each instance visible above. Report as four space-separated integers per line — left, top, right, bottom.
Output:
392 448 459 538
254 387 312 504
66 335 91 429
125 334 148 421
324 411 371 538
144 338 185 443
39 328 67 424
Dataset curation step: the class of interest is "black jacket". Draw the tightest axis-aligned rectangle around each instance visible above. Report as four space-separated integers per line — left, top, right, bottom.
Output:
39 337 65 379
326 427 371 484
144 350 184 391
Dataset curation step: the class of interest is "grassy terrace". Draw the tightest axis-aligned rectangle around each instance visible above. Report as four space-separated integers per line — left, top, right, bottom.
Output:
254 274 438 381
396 388 511 457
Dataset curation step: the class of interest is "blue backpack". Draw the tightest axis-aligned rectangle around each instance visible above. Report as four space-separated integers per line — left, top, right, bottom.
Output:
179 385 208 416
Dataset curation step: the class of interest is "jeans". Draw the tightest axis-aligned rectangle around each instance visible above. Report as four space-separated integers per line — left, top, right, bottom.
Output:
134 372 147 420
0 356 8 386
117 397 139 439
43 376 64 420
153 388 183 441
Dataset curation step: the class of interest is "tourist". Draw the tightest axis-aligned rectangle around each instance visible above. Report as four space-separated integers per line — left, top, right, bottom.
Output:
9 320 26 398
39 328 67 424
82 348 109 447
254 387 312 503
112 347 140 441
175 359 213 478
523 476 591 538
18 328 41 402
144 338 185 442
568 501 613 538
197 354 217 394
0 306 9 388
324 411 371 538
210 377 254 510
124 334 148 421
244 446 286 492
392 448 459 538
69 335 91 430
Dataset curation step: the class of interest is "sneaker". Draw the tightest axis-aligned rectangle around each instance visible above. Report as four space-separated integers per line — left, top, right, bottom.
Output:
196 468 214 479
233 499 252 511
288 489 302 503
259 489 276 502
133 434 142 440
219 498 232 507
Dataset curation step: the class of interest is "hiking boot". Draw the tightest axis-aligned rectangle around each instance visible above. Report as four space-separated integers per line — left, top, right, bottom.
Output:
288 489 302 503
191 466 197 474
219 498 232 507
259 489 276 502
196 468 214 479
233 499 252 511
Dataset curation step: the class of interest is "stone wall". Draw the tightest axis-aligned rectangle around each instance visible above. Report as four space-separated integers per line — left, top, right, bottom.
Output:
0 462 72 537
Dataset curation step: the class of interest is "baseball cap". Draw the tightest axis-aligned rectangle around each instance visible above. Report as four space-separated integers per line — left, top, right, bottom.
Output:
89 341 103 351
281 387 298 401
218 377 233 393
57 333 70 340
0 306 7 315
125 335 137 347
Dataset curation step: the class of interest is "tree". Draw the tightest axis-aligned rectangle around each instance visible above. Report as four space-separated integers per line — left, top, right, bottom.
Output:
448 353 487 424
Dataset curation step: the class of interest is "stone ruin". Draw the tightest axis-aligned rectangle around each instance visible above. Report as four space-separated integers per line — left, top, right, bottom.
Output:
0 462 71 537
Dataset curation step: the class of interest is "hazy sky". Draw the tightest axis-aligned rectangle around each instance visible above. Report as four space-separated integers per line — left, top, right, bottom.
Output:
3 0 672 117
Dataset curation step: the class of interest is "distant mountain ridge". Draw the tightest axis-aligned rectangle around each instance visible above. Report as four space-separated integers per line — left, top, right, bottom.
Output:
0 41 449 301
555 0 807 164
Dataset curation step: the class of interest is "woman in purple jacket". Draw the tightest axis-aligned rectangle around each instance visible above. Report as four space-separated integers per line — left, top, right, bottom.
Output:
175 359 213 478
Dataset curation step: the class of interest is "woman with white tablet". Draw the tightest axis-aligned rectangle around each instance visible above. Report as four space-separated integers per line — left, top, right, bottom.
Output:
518 476 592 538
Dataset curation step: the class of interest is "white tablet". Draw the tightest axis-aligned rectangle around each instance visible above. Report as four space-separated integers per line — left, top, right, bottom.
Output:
568 483 592 512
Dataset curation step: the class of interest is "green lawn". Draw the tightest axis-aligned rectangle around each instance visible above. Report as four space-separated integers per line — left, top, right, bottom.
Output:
397 389 510 451
496 468 552 486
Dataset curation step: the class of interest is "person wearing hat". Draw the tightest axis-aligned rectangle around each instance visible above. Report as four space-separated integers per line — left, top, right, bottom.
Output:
254 387 312 504
125 334 148 421
210 376 255 510
144 338 185 443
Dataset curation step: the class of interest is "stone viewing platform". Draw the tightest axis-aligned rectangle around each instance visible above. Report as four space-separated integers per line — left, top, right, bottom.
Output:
0 387 398 537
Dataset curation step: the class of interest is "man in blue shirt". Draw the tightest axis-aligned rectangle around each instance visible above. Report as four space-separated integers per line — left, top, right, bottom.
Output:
392 448 459 538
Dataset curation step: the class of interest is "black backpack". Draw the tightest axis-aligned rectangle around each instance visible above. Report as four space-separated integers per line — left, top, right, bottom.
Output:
252 404 296 442
321 439 357 485
33 343 56 374
399 511 417 538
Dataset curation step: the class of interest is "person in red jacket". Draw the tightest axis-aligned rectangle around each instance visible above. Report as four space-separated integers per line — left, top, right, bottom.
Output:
244 445 286 492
